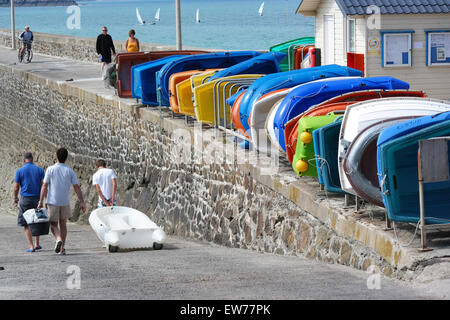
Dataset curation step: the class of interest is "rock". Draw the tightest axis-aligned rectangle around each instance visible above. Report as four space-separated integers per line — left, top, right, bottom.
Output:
339 241 353 265
416 263 450 283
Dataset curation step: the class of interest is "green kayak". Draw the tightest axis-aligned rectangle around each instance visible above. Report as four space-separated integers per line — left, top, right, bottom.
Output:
292 114 341 178
269 37 315 71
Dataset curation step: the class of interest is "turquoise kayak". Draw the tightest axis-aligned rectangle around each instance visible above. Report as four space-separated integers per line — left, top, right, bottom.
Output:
377 111 450 224
313 120 346 194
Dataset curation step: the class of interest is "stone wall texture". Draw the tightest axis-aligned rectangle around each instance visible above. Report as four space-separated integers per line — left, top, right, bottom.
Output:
0 64 403 279
0 28 207 63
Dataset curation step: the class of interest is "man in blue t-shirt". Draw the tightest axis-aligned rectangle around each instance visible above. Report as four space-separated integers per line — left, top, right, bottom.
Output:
13 152 45 253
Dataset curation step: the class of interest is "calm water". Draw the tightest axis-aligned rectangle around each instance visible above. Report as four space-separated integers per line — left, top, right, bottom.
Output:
0 0 314 50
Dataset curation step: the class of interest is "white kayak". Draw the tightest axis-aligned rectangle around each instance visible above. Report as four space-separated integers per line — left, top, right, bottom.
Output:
338 97 450 196
89 206 167 252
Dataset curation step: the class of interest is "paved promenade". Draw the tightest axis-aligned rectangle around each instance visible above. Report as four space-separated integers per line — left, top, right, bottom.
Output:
0 212 439 300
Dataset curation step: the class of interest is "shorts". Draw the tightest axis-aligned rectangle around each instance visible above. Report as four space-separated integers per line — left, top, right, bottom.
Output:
100 52 112 63
18 196 40 227
98 198 117 208
47 204 72 222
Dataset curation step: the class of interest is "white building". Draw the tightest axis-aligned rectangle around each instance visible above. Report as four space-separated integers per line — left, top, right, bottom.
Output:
296 0 450 100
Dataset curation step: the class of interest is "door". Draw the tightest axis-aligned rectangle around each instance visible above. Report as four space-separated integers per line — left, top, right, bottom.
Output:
323 15 335 65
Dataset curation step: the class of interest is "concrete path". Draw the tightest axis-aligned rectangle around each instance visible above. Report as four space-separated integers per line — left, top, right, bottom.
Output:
0 212 440 300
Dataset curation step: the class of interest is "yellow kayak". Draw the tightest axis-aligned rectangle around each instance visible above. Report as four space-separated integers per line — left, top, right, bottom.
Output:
191 70 221 89
177 70 222 117
193 74 265 125
169 69 220 114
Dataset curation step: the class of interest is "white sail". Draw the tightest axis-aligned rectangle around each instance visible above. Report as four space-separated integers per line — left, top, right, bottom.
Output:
258 2 264 16
196 8 200 23
155 8 160 21
136 8 144 24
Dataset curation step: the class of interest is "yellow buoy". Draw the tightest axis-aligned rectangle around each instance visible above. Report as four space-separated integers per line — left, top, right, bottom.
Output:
300 131 313 144
295 159 308 173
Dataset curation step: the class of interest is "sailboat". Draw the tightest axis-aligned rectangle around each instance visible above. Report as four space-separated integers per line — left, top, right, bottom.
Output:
258 2 264 16
155 8 160 22
136 8 145 25
196 8 200 23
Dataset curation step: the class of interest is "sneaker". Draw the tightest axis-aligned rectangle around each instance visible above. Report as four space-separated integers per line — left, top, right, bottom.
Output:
26 248 35 253
35 245 42 251
54 240 63 254
59 249 66 255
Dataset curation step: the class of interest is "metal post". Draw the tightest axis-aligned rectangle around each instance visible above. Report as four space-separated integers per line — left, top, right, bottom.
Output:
11 0 16 50
175 0 182 50
418 146 430 251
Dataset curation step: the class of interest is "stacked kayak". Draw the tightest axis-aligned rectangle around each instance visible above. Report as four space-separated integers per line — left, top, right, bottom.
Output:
207 52 286 82
269 37 315 71
313 120 346 193
285 90 427 163
377 111 450 223
292 114 341 177
169 69 221 113
235 64 363 138
132 55 187 105
117 50 208 98
194 74 265 125
123 41 450 229
337 98 450 204
157 51 263 106
177 70 223 117
270 76 410 152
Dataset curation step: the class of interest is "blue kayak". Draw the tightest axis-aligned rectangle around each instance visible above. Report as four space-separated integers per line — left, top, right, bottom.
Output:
377 112 450 224
157 51 263 106
131 55 187 105
272 76 410 152
236 65 363 135
207 52 286 82
313 120 346 194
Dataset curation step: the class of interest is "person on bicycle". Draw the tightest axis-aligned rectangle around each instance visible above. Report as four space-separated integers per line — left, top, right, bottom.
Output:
18 26 33 62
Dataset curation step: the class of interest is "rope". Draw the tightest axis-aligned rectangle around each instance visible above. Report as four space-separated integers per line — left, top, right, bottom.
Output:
392 221 420 248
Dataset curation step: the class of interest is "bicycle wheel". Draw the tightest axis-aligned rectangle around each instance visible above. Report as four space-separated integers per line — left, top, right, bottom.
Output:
27 49 33 63
18 49 23 63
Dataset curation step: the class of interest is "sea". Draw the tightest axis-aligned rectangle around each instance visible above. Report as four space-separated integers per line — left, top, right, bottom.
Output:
0 0 315 50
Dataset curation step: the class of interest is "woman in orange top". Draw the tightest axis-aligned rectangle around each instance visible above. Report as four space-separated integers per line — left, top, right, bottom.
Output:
125 29 140 52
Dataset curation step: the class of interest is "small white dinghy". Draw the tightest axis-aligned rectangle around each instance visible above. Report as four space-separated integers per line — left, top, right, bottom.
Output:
89 206 167 252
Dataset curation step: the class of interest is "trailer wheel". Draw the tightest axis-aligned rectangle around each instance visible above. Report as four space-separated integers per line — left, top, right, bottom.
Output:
153 243 163 250
108 245 119 253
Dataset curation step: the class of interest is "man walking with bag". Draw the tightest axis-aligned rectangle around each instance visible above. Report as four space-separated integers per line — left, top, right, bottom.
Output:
13 152 45 253
38 148 86 255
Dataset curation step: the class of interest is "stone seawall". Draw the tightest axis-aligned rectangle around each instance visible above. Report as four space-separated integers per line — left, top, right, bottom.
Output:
0 62 406 278
0 28 207 63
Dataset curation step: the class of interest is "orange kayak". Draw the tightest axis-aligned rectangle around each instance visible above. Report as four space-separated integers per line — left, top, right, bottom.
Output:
294 45 314 70
231 90 250 138
169 69 221 113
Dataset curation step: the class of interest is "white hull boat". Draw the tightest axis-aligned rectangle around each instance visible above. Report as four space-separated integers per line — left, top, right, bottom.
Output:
89 206 167 252
338 97 450 196
250 88 291 153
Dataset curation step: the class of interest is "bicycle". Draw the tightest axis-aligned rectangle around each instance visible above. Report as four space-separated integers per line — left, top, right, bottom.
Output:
18 39 33 63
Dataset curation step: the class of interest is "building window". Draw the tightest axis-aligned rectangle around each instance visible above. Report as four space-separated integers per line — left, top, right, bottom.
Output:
380 31 414 67
425 30 450 66
347 18 356 53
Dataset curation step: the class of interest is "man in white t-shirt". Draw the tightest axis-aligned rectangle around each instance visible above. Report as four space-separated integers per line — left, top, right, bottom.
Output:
38 148 86 255
93 159 117 208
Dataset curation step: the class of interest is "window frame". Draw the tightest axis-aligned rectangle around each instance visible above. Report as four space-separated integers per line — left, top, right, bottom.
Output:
425 30 450 67
380 30 414 68
346 18 356 53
